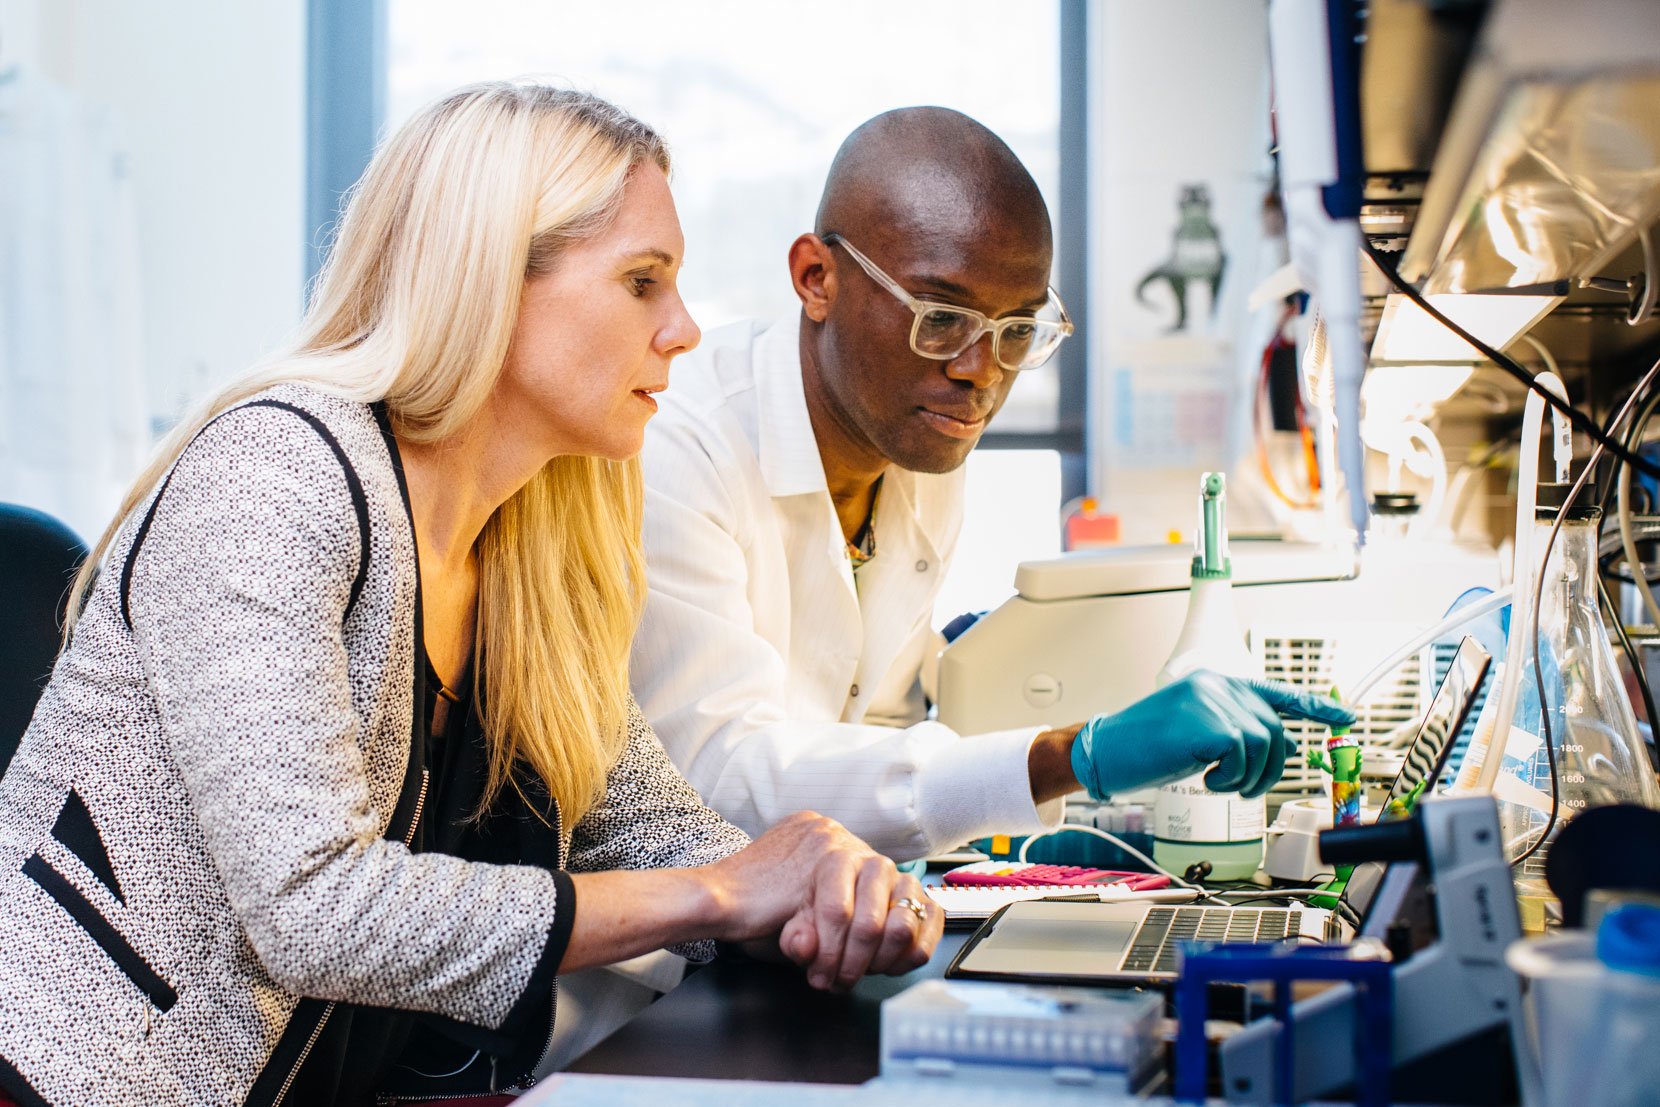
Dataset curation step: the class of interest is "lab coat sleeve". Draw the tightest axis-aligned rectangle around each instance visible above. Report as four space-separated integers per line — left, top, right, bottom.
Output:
632 415 1063 862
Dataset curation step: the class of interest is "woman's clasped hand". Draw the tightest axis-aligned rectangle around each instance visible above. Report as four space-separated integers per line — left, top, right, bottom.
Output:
705 812 943 990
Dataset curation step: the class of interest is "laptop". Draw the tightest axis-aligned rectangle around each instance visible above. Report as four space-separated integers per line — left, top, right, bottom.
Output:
945 636 1492 985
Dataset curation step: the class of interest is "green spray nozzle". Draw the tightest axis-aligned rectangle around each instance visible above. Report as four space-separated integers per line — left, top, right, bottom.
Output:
1328 686 1351 737
1193 471 1230 579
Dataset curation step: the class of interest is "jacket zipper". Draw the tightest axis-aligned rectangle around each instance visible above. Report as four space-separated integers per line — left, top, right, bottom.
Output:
515 976 559 1091
403 770 429 850
270 1003 332 1107
378 799 565 1103
275 770 429 1107
378 1087 507 1103
508 799 563 1091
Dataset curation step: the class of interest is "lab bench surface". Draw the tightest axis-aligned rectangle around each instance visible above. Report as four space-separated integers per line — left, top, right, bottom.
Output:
565 933 970 1083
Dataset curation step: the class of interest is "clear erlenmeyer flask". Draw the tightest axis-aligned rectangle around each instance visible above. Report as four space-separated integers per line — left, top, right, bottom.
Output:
1498 491 1660 890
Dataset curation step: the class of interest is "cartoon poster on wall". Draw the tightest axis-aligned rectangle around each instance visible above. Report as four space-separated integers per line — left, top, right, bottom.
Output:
1088 2 1275 545
1135 184 1226 333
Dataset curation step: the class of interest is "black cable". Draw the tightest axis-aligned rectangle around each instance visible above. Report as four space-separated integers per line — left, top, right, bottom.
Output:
1199 891 1360 928
1360 237 1660 482
1606 373 1660 755
1596 384 1660 589
1594 381 1660 735
1187 884 1252 909
1599 391 1641 516
1599 564 1660 588
1511 509 1563 869
1217 894 1319 909
1610 384 1660 515
1600 570 1660 737
1187 879 1306 909
1512 355 1660 867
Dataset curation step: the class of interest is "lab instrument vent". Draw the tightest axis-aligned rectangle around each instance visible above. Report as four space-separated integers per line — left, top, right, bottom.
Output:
1254 627 1430 799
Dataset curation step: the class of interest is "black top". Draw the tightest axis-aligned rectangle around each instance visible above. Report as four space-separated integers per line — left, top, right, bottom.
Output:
287 642 570 1104
281 403 575 1104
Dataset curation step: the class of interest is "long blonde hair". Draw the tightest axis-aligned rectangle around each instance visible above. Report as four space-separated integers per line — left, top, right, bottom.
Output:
68 82 668 825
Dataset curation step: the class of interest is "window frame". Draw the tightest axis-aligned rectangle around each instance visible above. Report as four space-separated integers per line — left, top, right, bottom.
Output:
975 0 1088 509
305 0 386 288
306 0 1090 503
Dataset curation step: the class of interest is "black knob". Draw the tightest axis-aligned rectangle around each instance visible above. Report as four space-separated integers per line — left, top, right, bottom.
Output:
1319 816 1425 865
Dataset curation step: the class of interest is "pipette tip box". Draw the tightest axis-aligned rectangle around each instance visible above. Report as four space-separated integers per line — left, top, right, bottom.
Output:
878 978 1161 1095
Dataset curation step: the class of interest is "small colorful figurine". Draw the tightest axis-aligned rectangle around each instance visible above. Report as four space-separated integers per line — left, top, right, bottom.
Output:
1305 687 1362 829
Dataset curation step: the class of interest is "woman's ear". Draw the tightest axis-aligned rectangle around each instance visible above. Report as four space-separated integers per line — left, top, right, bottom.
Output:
788 234 836 323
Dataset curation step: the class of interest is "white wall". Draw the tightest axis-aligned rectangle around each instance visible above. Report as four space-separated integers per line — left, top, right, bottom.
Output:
4 0 306 431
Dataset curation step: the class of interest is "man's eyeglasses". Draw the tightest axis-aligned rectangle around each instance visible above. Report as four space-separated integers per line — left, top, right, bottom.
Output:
821 233 1072 372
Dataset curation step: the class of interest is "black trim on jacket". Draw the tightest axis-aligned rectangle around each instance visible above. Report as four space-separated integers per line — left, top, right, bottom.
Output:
0 1050 49 1107
120 399 371 632
19 854 176 1012
268 404 571 1104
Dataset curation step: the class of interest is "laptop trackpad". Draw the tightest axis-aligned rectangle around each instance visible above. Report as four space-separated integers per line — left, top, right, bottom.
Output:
956 902 1141 976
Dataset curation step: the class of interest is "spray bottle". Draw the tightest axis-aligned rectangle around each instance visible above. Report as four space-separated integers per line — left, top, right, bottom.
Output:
1153 472 1265 881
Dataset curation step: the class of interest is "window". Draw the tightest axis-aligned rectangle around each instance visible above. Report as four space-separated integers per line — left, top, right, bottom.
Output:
382 1 1077 617
386 0 1066 434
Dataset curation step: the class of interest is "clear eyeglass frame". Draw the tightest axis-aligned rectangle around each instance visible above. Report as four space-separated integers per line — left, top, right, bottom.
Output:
821 233 1073 371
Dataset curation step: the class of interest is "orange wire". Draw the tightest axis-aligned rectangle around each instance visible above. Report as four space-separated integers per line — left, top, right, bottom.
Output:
1256 318 1318 509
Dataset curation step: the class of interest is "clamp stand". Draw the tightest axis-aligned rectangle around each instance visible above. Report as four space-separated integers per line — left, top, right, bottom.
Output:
1175 944 1393 1105
1216 795 1534 1105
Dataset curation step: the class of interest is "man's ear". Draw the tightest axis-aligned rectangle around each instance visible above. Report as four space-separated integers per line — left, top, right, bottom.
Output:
788 233 837 322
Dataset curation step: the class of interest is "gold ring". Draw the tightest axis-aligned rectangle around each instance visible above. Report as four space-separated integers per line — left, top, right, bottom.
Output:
891 896 928 922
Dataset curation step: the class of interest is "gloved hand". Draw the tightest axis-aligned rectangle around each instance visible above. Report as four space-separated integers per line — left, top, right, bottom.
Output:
1070 670 1357 800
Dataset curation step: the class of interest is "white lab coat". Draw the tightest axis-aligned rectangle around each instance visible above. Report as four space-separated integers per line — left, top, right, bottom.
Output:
632 316 1062 861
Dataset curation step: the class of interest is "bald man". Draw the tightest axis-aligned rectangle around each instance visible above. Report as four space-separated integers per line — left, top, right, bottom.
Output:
631 108 1351 861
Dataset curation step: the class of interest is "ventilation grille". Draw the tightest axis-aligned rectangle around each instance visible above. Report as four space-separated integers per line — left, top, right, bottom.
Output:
1256 629 1429 797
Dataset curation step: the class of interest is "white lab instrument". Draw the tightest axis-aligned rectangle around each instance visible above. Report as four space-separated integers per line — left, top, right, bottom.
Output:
937 536 1499 804
1153 472 1265 880
1264 797 1357 882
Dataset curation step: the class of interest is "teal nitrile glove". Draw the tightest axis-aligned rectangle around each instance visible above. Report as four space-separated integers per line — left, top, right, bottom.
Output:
1069 670 1358 801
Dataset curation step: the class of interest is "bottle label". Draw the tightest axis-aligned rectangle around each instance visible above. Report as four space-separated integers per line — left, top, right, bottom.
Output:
1154 774 1265 842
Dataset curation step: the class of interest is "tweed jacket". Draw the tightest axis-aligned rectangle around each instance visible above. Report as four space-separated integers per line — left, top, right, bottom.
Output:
0 384 750 1106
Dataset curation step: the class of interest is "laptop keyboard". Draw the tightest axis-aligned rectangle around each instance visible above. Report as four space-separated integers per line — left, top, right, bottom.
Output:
1120 906 1301 975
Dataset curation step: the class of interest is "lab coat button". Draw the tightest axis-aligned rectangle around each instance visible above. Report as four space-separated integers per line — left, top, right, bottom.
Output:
850 683 860 698
915 559 929 572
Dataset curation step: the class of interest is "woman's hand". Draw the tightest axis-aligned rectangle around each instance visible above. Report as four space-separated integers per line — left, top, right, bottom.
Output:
702 811 943 991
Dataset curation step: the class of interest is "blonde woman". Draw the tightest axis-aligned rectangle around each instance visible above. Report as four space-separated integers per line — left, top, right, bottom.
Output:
0 84 941 1107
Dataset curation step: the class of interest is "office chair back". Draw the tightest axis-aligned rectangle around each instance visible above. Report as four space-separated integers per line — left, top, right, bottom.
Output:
0 504 88 775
